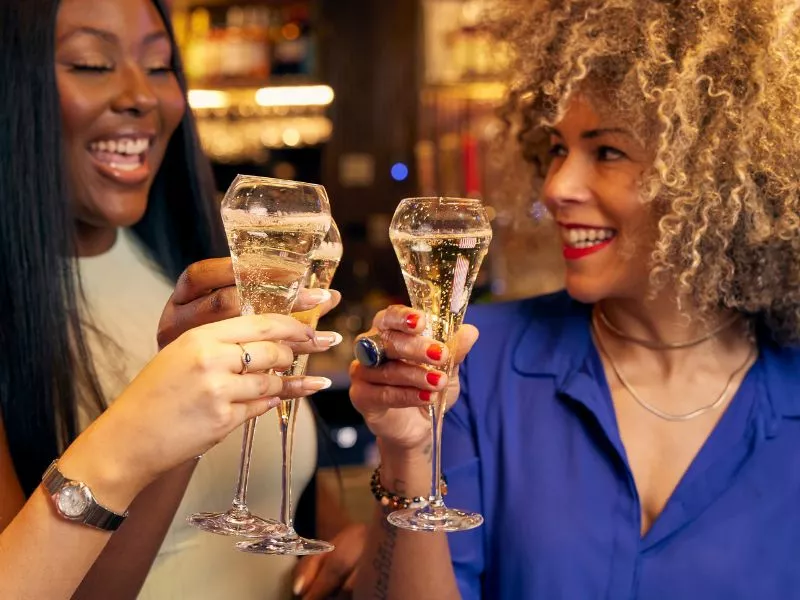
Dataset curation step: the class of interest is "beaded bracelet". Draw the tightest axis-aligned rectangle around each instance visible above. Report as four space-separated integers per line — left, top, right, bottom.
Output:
370 465 448 511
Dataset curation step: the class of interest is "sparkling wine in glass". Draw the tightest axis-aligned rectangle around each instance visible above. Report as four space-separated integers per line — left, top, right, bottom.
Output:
187 175 330 538
237 221 343 555
387 197 491 532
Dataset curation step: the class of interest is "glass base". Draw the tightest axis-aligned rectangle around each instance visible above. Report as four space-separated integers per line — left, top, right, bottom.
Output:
387 505 484 532
187 509 279 538
236 531 335 556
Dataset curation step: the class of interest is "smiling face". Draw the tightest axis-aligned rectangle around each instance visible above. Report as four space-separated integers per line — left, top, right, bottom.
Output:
542 96 657 304
55 0 185 253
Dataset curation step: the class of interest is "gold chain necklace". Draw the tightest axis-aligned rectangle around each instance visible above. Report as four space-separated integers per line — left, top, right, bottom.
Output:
592 311 756 422
597 306 741 350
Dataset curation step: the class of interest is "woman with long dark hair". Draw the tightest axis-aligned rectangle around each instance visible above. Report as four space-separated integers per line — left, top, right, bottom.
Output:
0 312 331 600
0 0 351 597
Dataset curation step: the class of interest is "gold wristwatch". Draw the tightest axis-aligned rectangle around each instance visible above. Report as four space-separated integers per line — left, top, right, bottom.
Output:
42 460 128 531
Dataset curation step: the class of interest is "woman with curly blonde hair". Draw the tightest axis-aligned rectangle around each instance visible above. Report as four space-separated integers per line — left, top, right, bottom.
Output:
349 0 800 598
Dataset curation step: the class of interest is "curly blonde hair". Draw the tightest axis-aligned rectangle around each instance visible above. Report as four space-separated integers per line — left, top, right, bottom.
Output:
495 0 800 344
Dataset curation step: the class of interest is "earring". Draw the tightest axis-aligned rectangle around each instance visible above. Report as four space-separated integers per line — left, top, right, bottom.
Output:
529 199 550 222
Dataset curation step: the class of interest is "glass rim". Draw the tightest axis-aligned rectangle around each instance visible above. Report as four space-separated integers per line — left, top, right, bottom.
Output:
230 173 326 192
399 196 484 204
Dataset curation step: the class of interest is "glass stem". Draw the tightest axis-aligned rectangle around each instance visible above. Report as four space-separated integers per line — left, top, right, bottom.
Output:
279 398 299 535
231 417 257 517
428 358 454 510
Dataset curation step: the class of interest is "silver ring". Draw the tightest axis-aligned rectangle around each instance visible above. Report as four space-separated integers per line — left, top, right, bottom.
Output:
354 334 387 368
237 343 252 375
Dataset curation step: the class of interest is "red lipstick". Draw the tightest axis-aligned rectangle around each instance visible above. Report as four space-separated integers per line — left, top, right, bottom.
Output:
563 239 614 260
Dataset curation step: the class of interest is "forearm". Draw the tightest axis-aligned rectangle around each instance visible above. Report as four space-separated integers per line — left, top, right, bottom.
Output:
315 474 352 541
0 490 114 600
0 425 153 599
72 459 197 600
354 453 460 600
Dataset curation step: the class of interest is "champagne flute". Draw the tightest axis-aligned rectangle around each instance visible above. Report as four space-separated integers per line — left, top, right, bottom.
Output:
387 197 492 532
187 175 331 538
237 221 343 555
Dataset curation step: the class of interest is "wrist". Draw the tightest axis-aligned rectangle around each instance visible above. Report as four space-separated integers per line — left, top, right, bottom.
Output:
371 464 447 510
377 441 432 498
377 438 432 467
58 426 148 514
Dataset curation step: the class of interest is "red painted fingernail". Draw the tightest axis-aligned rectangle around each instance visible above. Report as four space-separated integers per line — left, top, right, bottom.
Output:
426 344 443 361
406 314 419 329
426 372 442 386
419 390 432 402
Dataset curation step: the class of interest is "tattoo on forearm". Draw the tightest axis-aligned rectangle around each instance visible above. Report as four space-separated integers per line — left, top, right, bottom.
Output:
393 478 407 495
373 479 403 599
422 442 432 460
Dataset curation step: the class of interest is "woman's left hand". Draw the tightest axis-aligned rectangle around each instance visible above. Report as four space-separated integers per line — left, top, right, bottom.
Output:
157 258 340 349
292 523 367 600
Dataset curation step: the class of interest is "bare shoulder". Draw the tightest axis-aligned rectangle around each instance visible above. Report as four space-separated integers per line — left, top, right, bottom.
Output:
0 416 26 533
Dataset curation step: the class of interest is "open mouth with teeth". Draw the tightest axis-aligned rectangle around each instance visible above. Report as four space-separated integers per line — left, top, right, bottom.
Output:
88 138 151 172
564 227 617 249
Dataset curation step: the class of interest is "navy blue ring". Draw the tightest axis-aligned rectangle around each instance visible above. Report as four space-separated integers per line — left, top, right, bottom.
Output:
354 335 386 368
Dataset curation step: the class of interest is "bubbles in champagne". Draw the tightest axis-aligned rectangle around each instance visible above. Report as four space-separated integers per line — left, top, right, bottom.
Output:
313 240 344 262
288 242 343 329
222 209 329 316
390 230 491 344
279 233 344 422
307 249 342 289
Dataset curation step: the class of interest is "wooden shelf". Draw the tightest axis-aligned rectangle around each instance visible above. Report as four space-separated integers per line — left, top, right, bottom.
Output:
173 0 305 9
186 74 314 90
422 80 506 102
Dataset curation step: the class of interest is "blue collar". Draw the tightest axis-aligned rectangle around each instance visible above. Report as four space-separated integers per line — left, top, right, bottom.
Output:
759 339 800 418
511 292 593 388
510 291 800 419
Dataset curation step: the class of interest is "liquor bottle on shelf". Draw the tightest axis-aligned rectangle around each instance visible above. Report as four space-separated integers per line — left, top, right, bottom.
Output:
171 8 189 52
422 0 509 85
461 130 481 198
205 27 225 85
415 140 437 197
184 7 211 84
271 4 314 77
220 6 248 80
243 6 270 81
219 6 270 83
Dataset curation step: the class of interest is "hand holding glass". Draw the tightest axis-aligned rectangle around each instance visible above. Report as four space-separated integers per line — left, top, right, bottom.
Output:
387 196 492 532
187 175 330 538
237 221 342 555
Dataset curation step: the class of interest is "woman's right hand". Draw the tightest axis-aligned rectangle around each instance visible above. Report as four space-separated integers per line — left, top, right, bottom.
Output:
157 257 341 349
348 305 479 460
60 313 338 512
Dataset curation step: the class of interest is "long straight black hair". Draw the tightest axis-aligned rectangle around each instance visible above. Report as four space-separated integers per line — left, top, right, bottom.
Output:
0 0 225 496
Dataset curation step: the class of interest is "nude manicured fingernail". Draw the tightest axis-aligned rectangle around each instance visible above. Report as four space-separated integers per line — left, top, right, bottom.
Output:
305 377 333 391
293 576 305 596
315 331 343 347
306 289 332 304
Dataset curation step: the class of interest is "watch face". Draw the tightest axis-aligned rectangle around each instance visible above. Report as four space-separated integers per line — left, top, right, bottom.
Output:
56 483 91 518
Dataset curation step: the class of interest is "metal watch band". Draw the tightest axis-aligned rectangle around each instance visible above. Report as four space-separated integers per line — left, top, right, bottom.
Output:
80 503 127 532
42 461 128 532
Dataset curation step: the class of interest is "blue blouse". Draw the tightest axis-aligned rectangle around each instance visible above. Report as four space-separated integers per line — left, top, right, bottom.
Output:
443 291 800 600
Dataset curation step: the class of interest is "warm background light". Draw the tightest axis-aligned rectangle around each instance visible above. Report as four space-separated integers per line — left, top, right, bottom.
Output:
255 85 335 108
187 90 230 110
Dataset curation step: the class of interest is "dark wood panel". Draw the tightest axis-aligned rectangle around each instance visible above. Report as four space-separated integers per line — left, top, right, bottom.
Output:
318 0 421 299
